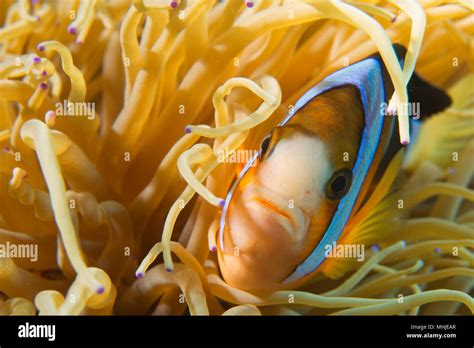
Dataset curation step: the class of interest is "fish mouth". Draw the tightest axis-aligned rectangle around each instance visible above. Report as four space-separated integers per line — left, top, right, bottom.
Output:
239 184 309 242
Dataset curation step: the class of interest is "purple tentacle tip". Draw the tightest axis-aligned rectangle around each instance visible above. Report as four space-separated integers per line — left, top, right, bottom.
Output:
211 246 217 253
39 82 48 90
68 26 77 35
165 267 173 272
218 199 225 208
96 286 105 295
434 247 441 254
371 244 380 252
41 70 47 76
33 56 41 63
184 125 192 133
37 44 45 52
246 1 254 8
136 272 144 279
401 140 409 146
170 1 178 8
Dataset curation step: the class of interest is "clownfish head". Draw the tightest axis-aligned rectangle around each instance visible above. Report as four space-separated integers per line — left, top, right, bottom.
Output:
218 86 365 292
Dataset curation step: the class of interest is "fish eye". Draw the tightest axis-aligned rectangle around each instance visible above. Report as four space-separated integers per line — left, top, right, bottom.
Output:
258 133 273 161
325 168 353 201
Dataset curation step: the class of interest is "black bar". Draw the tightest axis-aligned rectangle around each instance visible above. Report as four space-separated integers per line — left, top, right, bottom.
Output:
0 316 471 346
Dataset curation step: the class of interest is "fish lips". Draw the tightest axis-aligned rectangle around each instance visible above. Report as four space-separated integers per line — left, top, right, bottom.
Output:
226 184 310 249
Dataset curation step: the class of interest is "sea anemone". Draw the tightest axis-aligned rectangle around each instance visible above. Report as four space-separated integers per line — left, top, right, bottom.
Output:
0 0 472 316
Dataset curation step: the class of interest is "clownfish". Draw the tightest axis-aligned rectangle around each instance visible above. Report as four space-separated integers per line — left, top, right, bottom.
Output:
217 45 451 293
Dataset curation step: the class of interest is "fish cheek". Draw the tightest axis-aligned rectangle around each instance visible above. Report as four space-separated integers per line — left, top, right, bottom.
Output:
296 200 338 263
